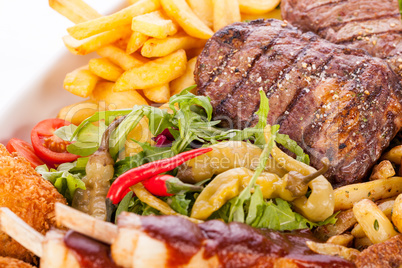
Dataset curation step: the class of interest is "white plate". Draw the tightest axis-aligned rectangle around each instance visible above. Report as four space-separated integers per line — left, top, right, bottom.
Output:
0 1 124 143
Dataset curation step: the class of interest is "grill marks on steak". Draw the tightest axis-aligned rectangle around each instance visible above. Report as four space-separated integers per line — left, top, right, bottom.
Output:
195 19 402 186
281 0 402 78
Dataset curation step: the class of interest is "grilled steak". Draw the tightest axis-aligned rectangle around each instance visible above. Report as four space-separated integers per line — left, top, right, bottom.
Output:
281 0 402 78
195 19 402 187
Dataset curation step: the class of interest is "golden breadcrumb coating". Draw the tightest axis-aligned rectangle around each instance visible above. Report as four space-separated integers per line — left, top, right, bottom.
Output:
0 144 66 263
0 257 34 268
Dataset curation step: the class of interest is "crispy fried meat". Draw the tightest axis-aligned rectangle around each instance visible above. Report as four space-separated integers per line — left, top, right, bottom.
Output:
0 144 66 263
0 257 34 268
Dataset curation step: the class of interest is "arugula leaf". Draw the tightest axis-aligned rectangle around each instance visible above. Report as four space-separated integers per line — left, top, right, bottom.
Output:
143 106 174 135
115 191 133 223
253 90 270 144
114 152 146 178
245 185 265 226
36 164 85 204
135 141 174 162
276 133 310 165
125 196 161 216
230 90 270 146
166 193 191 216
229 124 279 222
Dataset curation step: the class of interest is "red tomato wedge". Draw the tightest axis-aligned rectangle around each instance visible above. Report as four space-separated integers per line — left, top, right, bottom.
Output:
31 118 79 165
6 138 45 168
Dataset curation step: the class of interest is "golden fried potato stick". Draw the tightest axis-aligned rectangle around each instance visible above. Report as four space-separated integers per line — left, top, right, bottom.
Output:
353 199 398 244
369 160 395 181
48 0 100 23
334 177 402 211
170 56 197 95
306 241 360 262
126 32 149 54
132 10 179 39
114 49 187 91
212 0 241 32
160 0 214 39
90 81 148 109
238 0 281 15
392 194 402 233
143 84 170 103
57 99 101 126
67 0 160 40
141 32 206 58
96 45 148 71
63 65 99 97
89 58 124 82
63 25 133 55
187 0 213 28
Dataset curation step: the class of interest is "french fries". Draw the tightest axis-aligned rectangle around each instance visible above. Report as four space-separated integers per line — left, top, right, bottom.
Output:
351 199 395 238
132 11 179 39
126 32 149 54
170 56 197 95
392 194 402 232
143 84 170 103
212 0 241 32
353 199 398 244
238 0 280 15
96 45 148 70
89 58 124 82
63 66 99 98
90 81 148 109
314 209 357 241
334 176 402 211
54 0 285 110
186 0 213 28
57 99 101 126
114 49 187 91
381 145 402 164
160 0 214 39
48 0 101 23
306 241 360 262
369 160 395 180
67 0 160 40
326 234 354 247
141 32 206 57
63 25 132 55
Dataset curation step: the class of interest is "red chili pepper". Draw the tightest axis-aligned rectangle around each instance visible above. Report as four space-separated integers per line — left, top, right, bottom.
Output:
142 174 175 197
106 147 212 204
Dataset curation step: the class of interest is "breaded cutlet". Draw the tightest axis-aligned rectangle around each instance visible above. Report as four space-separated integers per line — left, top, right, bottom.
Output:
0 256 34 268
0 144 66 263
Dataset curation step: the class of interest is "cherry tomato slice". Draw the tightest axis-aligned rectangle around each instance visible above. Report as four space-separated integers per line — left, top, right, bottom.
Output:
6 138 45 168
31 118 79 165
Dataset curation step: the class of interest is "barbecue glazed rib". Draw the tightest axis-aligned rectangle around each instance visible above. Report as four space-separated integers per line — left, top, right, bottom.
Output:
112 213 355 268
195 19 402 187
281 0 402 79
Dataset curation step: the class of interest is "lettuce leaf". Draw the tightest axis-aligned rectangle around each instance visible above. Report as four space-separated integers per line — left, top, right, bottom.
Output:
211 187 337 231
36 163 86 204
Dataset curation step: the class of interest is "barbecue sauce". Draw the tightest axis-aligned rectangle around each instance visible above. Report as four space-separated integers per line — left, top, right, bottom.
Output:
141 216 356 268
64 230 121 268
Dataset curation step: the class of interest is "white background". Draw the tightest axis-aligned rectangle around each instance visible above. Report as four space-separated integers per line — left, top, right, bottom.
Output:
0 1 123 142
